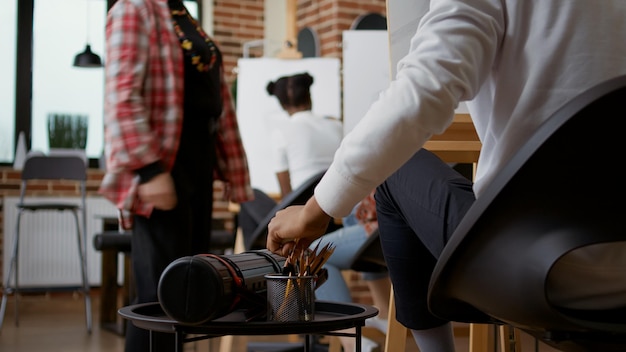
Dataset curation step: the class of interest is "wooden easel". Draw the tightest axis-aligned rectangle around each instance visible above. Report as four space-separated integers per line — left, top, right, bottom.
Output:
276 0 303 59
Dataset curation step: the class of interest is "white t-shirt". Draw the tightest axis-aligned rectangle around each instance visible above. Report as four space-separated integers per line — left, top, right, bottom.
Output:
270 110 343 190
316 0 626 217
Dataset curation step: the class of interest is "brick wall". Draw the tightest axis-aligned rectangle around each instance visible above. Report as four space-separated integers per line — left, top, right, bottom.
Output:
213 0 387 81
297 0 387 58
213 0 266 84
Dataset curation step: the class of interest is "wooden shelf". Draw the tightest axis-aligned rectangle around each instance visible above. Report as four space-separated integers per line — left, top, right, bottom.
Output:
425 113 481 163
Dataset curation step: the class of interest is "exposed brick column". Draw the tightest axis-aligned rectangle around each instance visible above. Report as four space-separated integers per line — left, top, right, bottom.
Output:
213 1 265 84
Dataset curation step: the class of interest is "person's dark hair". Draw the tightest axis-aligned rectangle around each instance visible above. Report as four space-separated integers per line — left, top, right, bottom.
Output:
266 72 314 109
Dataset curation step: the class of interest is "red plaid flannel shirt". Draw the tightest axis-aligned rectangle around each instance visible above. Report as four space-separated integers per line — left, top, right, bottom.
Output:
99 0 253 227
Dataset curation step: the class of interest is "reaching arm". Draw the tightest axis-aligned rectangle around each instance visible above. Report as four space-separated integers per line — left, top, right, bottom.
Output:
267 196 331 256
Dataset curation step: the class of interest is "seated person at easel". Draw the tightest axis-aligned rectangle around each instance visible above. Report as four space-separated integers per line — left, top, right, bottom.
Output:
266 71 343 197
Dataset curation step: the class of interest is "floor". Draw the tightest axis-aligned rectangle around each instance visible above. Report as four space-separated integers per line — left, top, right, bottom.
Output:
0 289 562 352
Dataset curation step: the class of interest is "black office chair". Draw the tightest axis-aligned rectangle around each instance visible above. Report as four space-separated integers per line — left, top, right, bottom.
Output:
238 189 278 250
349 229 387 273
428 75 626 351
241 170 341 251
0 154 92 333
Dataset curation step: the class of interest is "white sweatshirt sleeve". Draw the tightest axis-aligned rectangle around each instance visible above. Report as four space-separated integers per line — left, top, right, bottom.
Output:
315 0 502 217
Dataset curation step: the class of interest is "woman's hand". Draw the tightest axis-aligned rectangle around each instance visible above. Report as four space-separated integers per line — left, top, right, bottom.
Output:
267 196 331 256
137 172 178 210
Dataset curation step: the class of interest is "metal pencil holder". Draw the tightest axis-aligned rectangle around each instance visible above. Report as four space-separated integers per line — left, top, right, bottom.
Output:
265 274 316 322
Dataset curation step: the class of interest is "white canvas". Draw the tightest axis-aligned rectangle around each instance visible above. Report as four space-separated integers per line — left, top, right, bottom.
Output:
386 0 469 113
342 30 391 136
236 57 341 195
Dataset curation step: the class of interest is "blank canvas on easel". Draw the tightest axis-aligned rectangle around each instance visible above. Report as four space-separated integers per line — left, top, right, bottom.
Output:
236 58 341 194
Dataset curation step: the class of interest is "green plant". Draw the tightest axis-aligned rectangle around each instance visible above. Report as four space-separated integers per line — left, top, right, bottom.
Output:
47 113 88 149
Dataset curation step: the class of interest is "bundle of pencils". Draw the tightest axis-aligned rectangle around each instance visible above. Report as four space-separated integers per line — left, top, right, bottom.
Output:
282 241 335 277
276 242 335 319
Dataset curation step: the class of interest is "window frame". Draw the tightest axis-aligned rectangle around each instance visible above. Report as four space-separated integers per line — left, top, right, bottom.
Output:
6 0 201 168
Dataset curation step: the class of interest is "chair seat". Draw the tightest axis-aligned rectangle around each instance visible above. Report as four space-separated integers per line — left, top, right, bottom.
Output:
18 203 80 211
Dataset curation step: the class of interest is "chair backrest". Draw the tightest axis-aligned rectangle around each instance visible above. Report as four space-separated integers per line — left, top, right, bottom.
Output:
20 155 87 199
243 170 337 250
428 75 626 350
238 189 278 248
349 229 387 273
21 155 87 181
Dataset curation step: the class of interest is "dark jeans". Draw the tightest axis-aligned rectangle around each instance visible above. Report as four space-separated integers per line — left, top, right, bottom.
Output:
125 155 214 352
125 208 192 352
374 149 475 330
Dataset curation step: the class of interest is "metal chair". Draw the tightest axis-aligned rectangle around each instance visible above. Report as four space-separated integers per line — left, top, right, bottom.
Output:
428 75 626 351
0 154 92 333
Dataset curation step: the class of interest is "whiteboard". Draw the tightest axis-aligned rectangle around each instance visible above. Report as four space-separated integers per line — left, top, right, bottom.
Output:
236 58 341 194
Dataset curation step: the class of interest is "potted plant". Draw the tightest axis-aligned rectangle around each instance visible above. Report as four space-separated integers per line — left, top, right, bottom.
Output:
48 113 88 150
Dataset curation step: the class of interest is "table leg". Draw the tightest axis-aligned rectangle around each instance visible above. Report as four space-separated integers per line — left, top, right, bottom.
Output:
175 331 184 352
356 325 362 352
99 248 119 331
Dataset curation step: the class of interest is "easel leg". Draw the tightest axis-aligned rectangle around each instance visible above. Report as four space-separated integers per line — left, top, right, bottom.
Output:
469 323 495 352
499 325 522 352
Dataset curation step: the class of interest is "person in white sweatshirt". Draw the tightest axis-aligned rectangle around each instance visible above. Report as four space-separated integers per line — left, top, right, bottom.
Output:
266 1 626 351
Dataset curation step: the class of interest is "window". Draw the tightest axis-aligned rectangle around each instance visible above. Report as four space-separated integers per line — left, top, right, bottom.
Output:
32 0 106 159
0 0 18 163
1 0 199 166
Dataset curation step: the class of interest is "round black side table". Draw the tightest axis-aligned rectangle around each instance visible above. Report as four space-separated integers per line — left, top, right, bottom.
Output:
119 301 378 352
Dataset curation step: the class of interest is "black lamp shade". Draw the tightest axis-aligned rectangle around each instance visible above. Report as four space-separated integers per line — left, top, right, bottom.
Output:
73 44 103 68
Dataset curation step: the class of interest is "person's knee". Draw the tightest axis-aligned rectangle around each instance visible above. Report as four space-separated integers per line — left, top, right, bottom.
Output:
374 180 397 215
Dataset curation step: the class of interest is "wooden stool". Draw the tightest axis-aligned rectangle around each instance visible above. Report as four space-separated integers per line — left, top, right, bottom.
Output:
383 288 521 352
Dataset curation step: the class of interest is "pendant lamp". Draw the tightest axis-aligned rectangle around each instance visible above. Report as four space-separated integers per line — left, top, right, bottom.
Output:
73 44 103 68
73 0 103 68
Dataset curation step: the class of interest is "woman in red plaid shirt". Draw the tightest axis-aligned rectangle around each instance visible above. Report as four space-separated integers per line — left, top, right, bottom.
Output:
99 1 253 351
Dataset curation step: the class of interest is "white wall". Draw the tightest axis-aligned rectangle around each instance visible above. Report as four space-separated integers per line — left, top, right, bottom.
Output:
385 0 468 112
342 30 390 136
386 0 430 78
